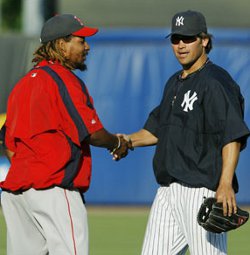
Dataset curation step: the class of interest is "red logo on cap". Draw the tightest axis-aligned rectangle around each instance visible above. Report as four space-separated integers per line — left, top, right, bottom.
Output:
74 16 84 26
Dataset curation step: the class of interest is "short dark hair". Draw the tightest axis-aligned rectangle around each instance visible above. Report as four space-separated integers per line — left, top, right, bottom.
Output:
198 32 213 54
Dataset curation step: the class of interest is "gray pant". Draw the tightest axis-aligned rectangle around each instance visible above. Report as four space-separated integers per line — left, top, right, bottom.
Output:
1 187 88 255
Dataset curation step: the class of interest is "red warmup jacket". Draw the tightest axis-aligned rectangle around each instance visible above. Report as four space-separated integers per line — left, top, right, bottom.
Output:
0 60 103 192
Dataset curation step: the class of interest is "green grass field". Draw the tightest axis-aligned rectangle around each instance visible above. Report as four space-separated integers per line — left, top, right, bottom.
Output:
1 206 250 255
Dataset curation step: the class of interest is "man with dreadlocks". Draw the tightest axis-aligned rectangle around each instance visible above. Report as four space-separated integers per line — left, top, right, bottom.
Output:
0 14 131 255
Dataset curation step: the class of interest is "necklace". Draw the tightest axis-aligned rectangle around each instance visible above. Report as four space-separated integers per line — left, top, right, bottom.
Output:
179 58 210 80
172 59 210 107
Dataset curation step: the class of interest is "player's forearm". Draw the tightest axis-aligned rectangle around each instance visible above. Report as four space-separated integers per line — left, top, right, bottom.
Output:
87 128 119 150
219 141 241 187
88 128 132 161
216 141 241 215
128 129 158 147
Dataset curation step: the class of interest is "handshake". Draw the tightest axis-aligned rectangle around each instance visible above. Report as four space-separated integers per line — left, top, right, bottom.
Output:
110 134 134 161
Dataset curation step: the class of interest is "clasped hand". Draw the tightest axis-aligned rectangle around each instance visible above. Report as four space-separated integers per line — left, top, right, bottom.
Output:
110 135 133 161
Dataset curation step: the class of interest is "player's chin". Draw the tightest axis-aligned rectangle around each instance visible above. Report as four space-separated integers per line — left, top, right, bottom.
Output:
76 62 88 71
177 56 189 65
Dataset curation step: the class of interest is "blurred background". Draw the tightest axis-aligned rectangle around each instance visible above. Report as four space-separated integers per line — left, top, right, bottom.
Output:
0 0 250 205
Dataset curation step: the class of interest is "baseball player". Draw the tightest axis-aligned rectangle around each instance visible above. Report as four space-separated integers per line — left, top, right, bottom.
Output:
119 10 250 254
0 14 131 255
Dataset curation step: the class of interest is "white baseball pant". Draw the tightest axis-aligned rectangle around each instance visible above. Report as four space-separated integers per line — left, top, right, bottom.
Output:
141 183 227 255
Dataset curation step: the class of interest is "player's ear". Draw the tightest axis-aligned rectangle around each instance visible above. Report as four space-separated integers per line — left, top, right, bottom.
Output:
56 38 69 58
201 37 209 48
57 39 66 52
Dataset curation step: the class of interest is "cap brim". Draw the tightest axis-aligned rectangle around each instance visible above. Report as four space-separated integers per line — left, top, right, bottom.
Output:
165 32 199 38
72 26 98 37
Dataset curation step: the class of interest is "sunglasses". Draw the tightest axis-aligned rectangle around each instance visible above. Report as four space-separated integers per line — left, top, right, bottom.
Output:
170 35 198 45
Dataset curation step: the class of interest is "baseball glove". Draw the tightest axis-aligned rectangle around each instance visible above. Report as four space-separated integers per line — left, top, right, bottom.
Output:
197 197 249 233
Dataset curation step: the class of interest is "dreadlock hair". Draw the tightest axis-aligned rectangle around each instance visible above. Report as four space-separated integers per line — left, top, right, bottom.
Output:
32 35 75 70
198 32 213 54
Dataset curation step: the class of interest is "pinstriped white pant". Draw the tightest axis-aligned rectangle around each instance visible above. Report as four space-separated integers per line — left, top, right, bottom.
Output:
141 183 227 255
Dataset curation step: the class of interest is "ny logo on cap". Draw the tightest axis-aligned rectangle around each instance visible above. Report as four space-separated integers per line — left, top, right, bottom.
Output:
175 16 184 26
74 15 84 26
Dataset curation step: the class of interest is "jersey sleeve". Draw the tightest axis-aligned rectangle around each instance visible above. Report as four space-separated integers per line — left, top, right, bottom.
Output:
53 72 104 144
143 105 160 137
204 80 250 150
6 68 103 147
70 86 103 137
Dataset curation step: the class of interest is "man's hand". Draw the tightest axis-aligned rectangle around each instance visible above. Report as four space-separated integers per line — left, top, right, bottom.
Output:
216 183 237 217
110 129 158 161
111 135 133 161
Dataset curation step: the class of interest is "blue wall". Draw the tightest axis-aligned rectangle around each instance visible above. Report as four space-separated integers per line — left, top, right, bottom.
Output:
1 28 250 205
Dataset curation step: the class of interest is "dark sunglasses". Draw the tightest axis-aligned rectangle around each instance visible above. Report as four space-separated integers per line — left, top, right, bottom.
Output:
170 35 198 45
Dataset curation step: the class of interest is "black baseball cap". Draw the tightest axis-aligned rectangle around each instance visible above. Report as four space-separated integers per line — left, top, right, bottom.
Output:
40 14 98 43
166 10 207 37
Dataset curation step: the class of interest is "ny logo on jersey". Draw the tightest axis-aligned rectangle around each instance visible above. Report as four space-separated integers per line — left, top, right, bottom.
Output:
175 16 184 26
181 90 198 112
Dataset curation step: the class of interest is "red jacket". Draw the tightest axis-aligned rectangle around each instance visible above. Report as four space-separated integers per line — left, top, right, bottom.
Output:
0 60 103 192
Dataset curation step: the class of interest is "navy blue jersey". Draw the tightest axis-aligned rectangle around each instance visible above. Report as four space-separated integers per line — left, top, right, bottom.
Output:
144 60 250 191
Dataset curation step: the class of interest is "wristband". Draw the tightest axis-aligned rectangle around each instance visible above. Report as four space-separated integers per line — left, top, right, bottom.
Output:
111 136 121 155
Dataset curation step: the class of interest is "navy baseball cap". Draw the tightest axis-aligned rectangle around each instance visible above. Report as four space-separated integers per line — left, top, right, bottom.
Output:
40 14 98 43
166 10 207 37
